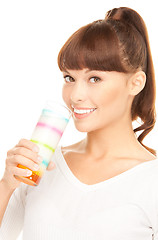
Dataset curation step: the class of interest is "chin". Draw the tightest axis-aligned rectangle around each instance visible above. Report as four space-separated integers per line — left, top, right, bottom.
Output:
74 124 88 132
74 122 98 133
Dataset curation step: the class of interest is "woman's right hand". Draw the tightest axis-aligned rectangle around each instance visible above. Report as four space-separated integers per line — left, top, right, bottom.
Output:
1 139 42 190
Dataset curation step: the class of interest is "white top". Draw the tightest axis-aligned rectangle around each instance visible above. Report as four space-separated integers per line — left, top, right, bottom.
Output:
1 146 158 240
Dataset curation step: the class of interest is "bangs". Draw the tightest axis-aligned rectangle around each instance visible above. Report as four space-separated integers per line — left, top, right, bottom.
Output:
58 20 128 72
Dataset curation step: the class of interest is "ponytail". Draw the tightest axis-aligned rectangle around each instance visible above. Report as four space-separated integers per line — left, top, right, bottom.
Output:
106 7 157 156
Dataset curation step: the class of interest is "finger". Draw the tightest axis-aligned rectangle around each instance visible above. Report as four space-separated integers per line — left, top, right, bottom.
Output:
6 154 40 172
46 161 56 171
12 147 42 164
12 166 33 177
16 155 40 172
16 139 39 153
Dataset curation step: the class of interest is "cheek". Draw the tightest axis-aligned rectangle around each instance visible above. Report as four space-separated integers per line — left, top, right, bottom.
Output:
62 85 70 106
98 86 128 112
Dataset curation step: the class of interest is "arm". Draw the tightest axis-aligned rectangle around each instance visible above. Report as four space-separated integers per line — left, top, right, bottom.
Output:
0 180 15 226
0 181 27 240
0 138 55 239
0 139 39 226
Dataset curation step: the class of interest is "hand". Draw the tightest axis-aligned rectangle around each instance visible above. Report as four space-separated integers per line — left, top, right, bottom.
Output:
1 139 43 190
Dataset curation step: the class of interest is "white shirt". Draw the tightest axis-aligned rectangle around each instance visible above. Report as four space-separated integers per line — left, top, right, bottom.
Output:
1 146 158 240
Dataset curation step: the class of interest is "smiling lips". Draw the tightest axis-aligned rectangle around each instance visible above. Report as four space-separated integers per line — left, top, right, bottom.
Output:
72 106 96 119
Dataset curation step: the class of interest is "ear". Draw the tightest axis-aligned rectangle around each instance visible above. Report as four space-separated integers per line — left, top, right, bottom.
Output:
128 71 146 96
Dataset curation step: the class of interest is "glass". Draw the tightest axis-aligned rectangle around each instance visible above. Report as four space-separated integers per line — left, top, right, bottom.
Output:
15 100 72 186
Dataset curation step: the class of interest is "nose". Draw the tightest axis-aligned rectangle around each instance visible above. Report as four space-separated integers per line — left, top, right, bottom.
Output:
70 81 87 103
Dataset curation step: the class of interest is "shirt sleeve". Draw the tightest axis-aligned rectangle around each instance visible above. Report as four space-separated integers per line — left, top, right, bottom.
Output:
0 183 28 240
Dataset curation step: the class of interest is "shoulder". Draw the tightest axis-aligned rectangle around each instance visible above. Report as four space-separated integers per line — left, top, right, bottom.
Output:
61 140 85 155
138 158 158 187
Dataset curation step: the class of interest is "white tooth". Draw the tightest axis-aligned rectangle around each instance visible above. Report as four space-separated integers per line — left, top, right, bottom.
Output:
74 108 95 114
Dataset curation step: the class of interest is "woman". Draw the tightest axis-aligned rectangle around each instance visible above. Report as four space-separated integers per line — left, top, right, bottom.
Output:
0 7 157 240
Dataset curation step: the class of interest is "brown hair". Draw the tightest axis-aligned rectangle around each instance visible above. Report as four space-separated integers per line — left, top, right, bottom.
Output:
58 7 157 156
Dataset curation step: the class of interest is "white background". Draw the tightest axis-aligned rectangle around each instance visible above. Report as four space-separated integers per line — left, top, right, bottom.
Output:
0 0 158 238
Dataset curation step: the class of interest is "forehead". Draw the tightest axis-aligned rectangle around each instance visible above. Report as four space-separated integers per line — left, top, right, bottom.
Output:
63 68 92 74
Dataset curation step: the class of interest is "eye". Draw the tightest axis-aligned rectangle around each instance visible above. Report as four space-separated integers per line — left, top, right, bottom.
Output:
64 75 74 83
89 76 101 83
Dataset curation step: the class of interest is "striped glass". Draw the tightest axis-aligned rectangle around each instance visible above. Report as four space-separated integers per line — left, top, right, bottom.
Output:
15 101 72 186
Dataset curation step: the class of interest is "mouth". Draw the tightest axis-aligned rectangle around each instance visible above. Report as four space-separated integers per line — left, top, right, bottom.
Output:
71 106 97 119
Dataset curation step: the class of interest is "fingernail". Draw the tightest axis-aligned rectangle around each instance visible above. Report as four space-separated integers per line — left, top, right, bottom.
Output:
34 164 40 171
27 170 32 176
33 145 39 153
37 156 43 163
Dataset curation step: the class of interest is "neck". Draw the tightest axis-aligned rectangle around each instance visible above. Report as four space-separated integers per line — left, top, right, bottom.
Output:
83 118 143 160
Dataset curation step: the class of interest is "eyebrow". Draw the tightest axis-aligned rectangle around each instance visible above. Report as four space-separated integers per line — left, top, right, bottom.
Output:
63 69 98 74
63 70 70 74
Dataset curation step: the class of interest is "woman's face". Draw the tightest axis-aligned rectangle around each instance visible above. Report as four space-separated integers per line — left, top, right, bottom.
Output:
62 68 133 132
